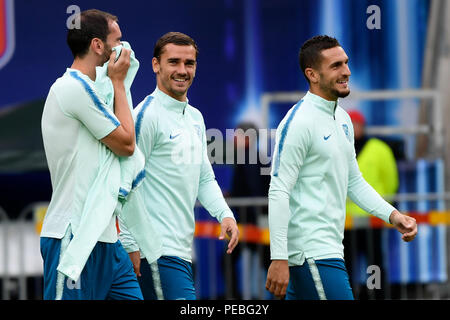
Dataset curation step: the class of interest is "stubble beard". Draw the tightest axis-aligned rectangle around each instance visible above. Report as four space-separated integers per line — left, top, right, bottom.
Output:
101 44 113 65
320 78 350 100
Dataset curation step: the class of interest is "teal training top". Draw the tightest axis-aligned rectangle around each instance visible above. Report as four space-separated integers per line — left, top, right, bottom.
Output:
42 43 162 282
119 87 235 262
268 91 396 266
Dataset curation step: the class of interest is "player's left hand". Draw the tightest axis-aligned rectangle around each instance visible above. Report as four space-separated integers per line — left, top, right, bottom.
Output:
389 210 418 242
128 251 141 277
219 217 239 254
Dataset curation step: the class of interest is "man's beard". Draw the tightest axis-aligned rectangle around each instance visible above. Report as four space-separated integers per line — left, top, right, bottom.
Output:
101 45 112 65
331 87 350 98
320 79 350 99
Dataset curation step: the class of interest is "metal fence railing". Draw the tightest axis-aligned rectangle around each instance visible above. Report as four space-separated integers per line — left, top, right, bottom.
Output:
261 89 444 158
1 194 450 300
0 206 10 300
194 194 450 300
0 203 44 300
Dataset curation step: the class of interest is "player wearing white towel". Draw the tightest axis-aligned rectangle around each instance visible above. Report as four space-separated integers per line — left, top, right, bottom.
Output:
40 9 142 300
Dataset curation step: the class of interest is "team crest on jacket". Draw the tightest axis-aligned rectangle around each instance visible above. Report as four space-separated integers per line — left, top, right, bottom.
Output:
0 0 15 70
342 124 350 141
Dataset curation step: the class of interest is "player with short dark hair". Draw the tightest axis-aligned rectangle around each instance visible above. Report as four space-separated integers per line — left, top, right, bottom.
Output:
40 9 142 300
153 31 199 61
265 35 417 300
66 9 118 58
298 35 341 84
118 32 239 300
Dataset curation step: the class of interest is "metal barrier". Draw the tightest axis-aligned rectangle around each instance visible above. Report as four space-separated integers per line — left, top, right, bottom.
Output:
194 194 450 300
0 206 10 300
0 203 44 300
1 194 450 300
261 89 444 157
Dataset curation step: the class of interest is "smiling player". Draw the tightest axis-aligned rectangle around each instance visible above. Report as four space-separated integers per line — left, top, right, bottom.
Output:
265 35 417 300
118 32 239 300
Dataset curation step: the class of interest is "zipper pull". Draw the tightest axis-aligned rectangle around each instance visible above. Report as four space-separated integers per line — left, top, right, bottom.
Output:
333 101 337 120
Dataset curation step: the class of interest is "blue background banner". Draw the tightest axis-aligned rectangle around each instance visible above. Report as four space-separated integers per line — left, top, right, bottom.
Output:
1 0 441 299
0 0 429 131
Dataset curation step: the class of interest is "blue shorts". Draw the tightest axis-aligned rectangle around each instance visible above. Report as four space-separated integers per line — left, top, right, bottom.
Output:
40 237 143 300
138 256 196 300
286 258 354 300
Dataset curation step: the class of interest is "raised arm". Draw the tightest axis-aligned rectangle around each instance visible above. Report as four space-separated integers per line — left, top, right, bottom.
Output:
101 49 135 156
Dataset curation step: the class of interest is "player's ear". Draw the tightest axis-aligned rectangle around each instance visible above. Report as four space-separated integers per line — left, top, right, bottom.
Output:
90 38 104 56
305 67 319 84
152 57 160 74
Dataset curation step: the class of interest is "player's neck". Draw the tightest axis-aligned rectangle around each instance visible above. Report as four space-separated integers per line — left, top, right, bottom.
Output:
71 57 97 81
309 86 337 102
157 83 188 102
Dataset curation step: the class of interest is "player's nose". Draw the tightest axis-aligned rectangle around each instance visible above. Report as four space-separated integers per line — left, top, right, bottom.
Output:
343 64 351 77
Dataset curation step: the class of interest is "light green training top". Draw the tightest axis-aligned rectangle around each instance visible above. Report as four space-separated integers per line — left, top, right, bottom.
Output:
118 87 235 262
41 68 120 243
42 43 162 282
268 91 396 266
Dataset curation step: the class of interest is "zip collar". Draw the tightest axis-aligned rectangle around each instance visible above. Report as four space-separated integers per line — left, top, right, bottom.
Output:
304 91 338 118
152 86 188 114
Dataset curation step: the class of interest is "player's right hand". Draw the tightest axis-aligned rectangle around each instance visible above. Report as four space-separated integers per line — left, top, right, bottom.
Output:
389 210 418 242
108 48 131 83
265 259 289 299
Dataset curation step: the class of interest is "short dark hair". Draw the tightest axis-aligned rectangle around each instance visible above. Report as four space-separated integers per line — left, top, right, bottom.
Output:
153 32 199 60
299 35 341 83
67 9 118 58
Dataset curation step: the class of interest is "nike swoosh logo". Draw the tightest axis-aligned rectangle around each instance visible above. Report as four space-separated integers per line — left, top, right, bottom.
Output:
170 133 181 140
324 134 331 140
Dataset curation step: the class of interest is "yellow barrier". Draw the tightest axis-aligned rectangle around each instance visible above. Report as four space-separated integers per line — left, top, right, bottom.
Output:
32 205 450 246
